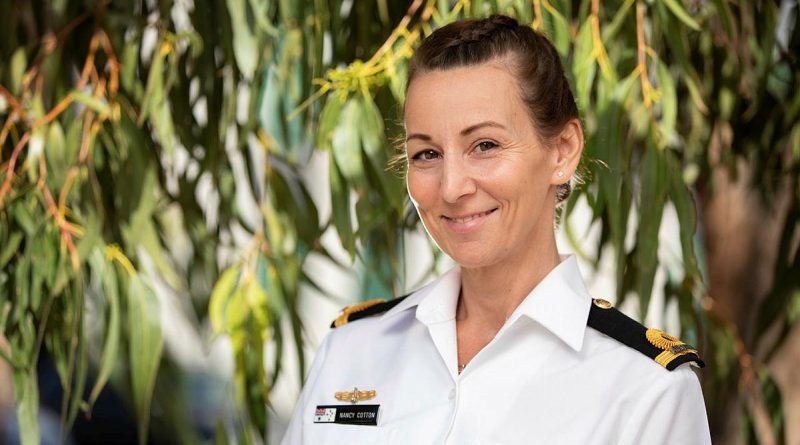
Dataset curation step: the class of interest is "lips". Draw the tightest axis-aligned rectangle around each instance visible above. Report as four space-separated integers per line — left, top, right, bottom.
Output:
442 208 498 233
444 209 497 223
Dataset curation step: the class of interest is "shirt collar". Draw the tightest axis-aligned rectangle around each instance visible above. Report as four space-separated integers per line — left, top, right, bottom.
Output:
382 266 461 323
382 255 592 351
508 255 592 352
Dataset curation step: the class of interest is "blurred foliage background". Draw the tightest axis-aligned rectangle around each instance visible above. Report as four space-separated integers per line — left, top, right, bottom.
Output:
0 0 798 444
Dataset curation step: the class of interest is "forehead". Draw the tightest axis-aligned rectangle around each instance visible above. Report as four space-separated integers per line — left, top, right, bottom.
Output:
404 61 526 131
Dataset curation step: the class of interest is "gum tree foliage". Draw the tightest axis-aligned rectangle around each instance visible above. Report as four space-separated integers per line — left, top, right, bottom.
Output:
0 0 798 444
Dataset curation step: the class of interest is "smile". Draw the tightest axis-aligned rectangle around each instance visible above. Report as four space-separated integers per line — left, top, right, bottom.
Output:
442 208 498 233
444 209 497 223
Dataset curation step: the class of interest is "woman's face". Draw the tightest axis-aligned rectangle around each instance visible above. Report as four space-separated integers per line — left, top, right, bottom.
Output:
404 62 563 269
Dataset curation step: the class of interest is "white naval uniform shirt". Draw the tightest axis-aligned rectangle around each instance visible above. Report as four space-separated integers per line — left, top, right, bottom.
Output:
281 256 711 444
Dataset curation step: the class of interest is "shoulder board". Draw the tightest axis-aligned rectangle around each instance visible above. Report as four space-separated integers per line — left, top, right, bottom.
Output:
330 295 409 328
587 298 705 371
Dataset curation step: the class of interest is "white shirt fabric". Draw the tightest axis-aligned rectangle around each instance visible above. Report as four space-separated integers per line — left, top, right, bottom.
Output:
281 256 711 444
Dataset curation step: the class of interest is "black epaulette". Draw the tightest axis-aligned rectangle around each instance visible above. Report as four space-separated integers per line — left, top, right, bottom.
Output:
587 298 705 371
330 295 409 328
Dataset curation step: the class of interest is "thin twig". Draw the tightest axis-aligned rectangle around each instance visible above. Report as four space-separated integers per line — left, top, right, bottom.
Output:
590 0 612 79
76 33 101 92
78 111 96 163
533 0 543 30
635 0 652 108
0 112 18 161
0 86 26 119
38 156 80 270
98 31 120 96
0 131 31 210
365 0 426 66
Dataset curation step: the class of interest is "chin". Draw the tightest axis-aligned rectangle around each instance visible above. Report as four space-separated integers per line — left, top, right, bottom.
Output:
444 248 498 270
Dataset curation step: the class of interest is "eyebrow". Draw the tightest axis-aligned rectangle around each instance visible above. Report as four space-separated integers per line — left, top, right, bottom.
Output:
460 120 507 135
405 121 507 143
405 133 432 143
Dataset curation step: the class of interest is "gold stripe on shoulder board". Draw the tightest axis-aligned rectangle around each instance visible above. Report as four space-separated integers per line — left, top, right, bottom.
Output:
646 328 699 368
333 298 386 327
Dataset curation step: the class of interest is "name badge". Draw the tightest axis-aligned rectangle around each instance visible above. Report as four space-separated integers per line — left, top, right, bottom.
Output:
313 405 380 426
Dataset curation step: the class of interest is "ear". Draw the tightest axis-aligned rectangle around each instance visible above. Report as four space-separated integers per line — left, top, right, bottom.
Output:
550 118 584 185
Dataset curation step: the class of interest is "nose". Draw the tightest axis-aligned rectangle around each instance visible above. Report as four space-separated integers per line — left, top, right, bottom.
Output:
440 156 477 203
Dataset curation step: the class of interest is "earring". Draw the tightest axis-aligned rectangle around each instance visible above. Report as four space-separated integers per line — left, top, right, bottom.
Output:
557 171 565 178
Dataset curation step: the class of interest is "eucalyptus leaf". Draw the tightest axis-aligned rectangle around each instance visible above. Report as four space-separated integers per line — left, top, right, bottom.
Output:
87 249 121 408
128 274 163 445
12 367 39 445
662 0 701 31
209 266 242 334
9 47 26 96
227 0 259 79
331 98 365 182
635 142 668 315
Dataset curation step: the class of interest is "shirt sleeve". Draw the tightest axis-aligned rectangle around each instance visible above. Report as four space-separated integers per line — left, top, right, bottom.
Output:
280 332 333 445
618 365 712 445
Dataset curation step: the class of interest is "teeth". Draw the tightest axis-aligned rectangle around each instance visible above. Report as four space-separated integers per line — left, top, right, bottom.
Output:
449 210 493 223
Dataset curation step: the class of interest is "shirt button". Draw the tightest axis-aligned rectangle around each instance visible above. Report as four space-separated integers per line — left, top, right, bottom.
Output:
448 389 456 400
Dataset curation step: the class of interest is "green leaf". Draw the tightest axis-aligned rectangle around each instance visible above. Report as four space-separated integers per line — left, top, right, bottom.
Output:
257 254 285 316
128 274 163 445
12 250 31 324
87 249 121 408
636 142 668 315
666 153 700 281
71 91 112 116
61 285 89 440
151 92 177 158
75 210 102 264
258 64 287 154
225 285 250 333
329 156 356 257
121 168 181 289
44 122 66 186
573 19 596 113
386 57 408 106
9 47 26 96
656 60 677 145
711 0 736 40
25 127 46 183
138 40 166 126
12 367 40 445
0 232 23 268
331 98 364 182
359 94 403 212
602 0 635 42
245 276 269 329
226 0 259 79
121 40 141 96
662 0 701 31
317 93 346 150
209 266 241 334
13 202 38 236
544 3 570 56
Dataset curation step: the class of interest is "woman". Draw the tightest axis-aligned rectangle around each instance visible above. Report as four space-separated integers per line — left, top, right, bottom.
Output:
282 15 710 444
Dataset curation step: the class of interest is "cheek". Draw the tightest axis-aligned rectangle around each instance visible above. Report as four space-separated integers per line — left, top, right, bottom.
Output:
406 171 436 209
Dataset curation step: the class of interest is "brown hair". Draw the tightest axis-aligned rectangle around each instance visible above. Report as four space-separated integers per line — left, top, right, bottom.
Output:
406 15 580 202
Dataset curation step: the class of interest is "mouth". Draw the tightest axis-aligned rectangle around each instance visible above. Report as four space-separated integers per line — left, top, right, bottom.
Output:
443 208 498 223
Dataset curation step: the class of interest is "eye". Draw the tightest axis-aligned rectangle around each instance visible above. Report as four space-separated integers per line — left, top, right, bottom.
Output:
474 140 498 153
410 149 441 161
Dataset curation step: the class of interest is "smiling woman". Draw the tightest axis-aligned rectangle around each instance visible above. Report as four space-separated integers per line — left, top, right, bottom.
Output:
282 15 710 445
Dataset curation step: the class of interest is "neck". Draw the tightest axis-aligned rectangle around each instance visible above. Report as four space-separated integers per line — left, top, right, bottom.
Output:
457 234 561 330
